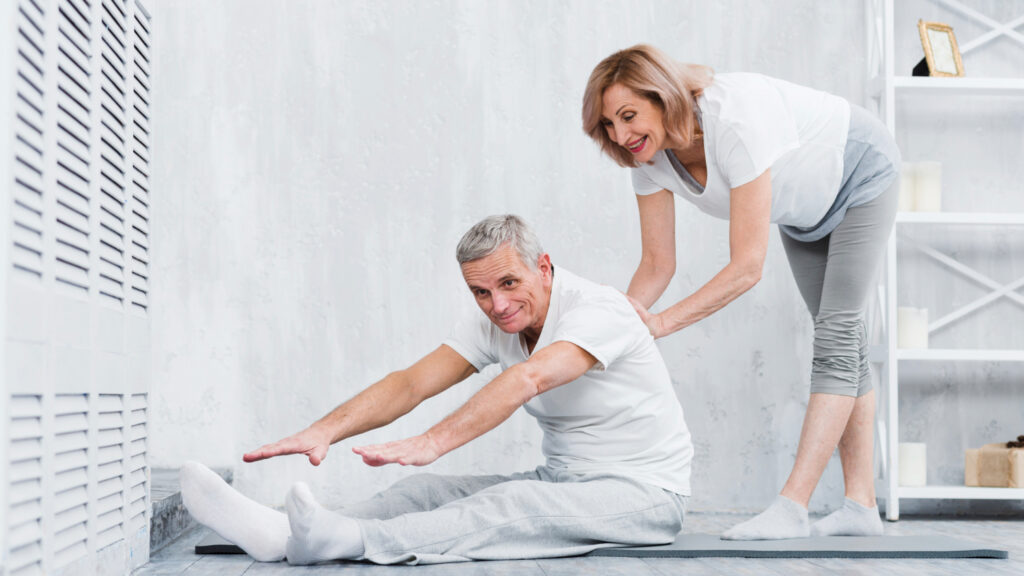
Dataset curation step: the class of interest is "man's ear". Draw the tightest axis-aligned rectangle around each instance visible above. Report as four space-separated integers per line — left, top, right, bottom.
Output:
536 253 553 283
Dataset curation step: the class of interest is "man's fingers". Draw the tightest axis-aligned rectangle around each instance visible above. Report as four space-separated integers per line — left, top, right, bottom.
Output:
242 437 306 463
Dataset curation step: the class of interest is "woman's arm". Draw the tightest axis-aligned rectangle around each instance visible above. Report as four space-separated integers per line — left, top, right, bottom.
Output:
642 170 772 338
627 189 677 309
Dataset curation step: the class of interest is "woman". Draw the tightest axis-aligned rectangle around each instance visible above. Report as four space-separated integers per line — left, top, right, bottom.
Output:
581 45 899 540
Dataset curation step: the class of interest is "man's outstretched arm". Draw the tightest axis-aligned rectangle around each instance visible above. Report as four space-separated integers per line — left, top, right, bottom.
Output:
353 341 597 466
243 344 477 465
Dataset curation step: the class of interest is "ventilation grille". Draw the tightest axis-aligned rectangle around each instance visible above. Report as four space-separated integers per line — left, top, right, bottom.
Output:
12 0 47 280
51 394 90 567
7 395 45 576
128 6 151 311
53 0 94 295
9 0 152 317
126 393 148 526
94 394 125 549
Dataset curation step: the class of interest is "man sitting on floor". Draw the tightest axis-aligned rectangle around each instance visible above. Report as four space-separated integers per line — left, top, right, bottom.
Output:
182 214 694 565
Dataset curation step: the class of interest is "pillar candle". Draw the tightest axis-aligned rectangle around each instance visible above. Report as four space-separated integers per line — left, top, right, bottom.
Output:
897 307 929 349
898 162 916 211
914 161 942 212
899 442 927 487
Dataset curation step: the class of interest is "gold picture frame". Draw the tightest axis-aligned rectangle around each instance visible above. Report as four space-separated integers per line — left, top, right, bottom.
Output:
917 20 964 77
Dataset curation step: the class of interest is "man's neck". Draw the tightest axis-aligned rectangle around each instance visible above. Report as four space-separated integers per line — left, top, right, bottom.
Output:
522 266 554 354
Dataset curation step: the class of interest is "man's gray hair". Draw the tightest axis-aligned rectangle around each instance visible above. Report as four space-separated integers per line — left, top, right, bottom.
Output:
456 214 545 268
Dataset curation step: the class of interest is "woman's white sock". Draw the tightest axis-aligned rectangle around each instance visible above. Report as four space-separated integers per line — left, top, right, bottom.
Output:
810 497 884 536
180 460 289 562
721 494 809 540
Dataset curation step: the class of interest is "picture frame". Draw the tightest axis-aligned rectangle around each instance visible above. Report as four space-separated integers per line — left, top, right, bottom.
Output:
917 20 964 77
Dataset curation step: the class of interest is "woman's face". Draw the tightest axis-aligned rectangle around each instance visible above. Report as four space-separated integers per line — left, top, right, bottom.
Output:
600 83 668 164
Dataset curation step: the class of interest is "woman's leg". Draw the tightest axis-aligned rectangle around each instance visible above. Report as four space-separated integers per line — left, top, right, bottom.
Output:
725 184 896 540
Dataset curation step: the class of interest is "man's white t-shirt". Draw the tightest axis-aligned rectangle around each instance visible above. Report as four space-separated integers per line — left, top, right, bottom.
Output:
631 72 851 229
443 266 693 496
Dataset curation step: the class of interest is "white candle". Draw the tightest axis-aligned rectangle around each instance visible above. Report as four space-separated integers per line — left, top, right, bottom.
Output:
898 307 929 349
914 161 942 212
899 442 927 487
898 162 916 211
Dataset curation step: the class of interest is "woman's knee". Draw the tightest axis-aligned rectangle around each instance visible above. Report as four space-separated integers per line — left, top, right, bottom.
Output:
810 314 867 396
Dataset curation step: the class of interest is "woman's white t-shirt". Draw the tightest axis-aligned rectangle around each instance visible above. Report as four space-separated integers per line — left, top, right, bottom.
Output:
631 72 850 229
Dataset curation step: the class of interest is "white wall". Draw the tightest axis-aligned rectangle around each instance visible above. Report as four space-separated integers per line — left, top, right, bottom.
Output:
147 0 1022 514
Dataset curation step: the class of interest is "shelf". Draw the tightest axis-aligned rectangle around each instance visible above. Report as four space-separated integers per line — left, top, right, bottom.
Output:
896 485 1024 500
897 349 1024 362
896 212 1024 225
893 76 1024 95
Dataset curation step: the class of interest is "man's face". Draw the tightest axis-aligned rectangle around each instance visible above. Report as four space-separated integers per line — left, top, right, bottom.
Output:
461 243 552 338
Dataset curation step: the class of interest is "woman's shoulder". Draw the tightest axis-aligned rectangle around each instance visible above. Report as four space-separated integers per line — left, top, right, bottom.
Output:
701 72 783 114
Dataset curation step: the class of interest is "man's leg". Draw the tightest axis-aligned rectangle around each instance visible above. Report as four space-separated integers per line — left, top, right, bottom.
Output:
340 471 527 519
181 461 290 562
286 469 686 565
282 470 533 565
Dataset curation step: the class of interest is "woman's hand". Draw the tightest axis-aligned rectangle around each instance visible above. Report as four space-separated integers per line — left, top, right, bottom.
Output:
626 294 668 339
242 425 333 466
353 434 443 467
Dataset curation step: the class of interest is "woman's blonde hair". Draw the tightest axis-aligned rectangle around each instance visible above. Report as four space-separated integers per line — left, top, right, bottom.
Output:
582 44 713 168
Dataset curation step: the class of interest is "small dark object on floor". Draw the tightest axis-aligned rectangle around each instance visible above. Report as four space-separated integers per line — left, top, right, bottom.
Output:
195 532 246 555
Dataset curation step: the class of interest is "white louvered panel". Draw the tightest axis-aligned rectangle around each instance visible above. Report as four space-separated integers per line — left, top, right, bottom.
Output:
8 394 45 575
126 393 148 524
52 394 90 567
53 0 94 295
96 488 125 548
95 392 127 549
98 0 130 308
7 543 44 576
13 1 47 279
127 6 151 313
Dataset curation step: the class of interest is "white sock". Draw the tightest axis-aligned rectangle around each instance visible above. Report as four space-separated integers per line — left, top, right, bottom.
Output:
811 497 883 537
285 482 364 565
180 461 289 562
721 495 809 540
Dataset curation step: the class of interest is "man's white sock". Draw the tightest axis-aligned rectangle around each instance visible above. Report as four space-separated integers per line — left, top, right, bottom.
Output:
810 497 884 537
285 482 364 565
180 461 289 562
721 494 809 540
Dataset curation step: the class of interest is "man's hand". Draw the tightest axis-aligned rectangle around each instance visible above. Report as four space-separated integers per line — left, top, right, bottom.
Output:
352 434 442 467
625 294 668 339
242 426 333 466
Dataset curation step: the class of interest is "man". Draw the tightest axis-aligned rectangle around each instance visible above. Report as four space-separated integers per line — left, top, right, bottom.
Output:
182 214 693 565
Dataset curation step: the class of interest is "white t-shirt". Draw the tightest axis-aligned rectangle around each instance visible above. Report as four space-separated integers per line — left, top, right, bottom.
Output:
443 266 693 495
631 72 851 228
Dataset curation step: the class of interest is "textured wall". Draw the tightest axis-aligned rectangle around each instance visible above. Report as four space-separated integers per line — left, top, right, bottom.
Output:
147 0 1020 514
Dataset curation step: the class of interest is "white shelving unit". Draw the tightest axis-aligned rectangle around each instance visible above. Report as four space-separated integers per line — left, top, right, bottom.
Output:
868 0 1024 520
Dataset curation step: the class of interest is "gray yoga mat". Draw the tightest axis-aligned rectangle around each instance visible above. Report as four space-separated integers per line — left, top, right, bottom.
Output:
590 533 1008 559
195 532 1007 559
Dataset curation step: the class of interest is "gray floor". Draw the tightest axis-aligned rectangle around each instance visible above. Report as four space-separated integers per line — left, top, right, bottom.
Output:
134 512 1023 576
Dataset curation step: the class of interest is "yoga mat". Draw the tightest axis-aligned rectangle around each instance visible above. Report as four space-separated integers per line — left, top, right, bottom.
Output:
196 532 1008 559
589 533 1008 559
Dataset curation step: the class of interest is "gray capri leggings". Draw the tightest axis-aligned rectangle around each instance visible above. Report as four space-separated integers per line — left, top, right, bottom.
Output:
780 105 899 397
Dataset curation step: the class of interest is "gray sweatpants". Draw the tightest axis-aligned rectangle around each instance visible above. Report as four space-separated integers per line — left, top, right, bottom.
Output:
780 106 899 397
339 466 688 565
